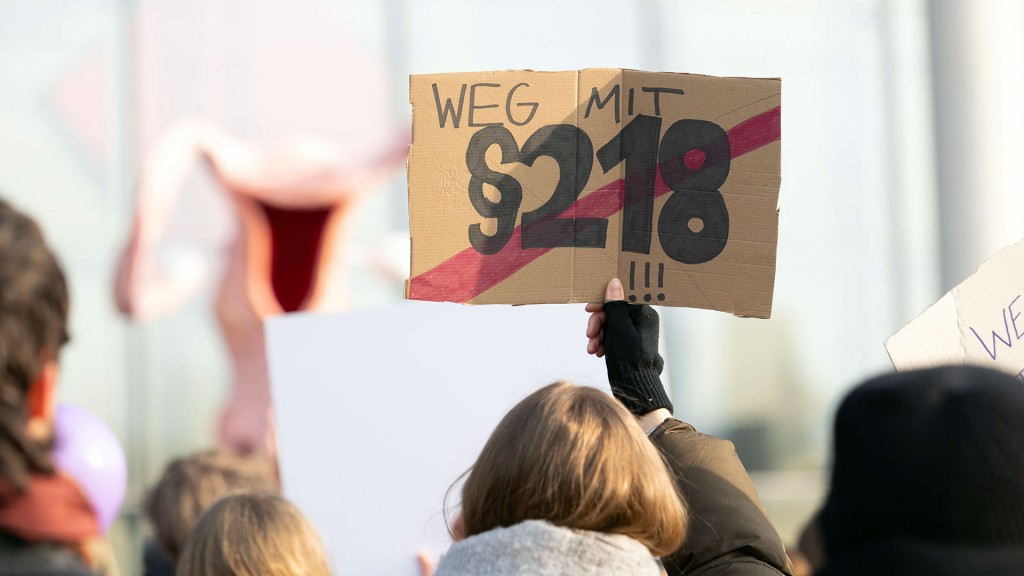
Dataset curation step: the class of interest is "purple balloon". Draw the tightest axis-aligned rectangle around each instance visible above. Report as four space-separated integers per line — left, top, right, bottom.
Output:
52 404 127 532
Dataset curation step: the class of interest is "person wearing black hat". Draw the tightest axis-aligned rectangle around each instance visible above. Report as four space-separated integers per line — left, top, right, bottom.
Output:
799 365 1024 576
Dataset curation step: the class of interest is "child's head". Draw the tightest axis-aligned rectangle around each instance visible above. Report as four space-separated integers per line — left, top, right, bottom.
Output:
175 492 329 576
458 381 687 556
145 450 278 563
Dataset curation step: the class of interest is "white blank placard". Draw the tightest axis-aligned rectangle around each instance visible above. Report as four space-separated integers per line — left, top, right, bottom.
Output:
266 301 609 576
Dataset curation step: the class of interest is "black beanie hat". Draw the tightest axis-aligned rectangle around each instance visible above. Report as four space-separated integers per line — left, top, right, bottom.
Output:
821 365 1024 561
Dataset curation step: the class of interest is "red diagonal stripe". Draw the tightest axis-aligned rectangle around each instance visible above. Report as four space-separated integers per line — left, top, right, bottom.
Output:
408 105 781 302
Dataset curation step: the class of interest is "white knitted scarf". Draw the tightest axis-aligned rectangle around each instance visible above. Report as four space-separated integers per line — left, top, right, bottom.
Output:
433 519 661 576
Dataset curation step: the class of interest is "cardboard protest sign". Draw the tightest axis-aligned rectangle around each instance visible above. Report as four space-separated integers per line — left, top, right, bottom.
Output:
407 69 781 317
886 238 1024 380
266 302 612 576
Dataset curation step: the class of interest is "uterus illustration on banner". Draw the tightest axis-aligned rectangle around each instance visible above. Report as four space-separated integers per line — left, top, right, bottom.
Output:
115 120 407 455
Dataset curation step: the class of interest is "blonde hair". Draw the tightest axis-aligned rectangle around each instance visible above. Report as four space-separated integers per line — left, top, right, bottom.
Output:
145 450 279 562
175 492 329 576
458 381 688 556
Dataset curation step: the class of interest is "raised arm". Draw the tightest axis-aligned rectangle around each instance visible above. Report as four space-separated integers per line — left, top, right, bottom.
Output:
586 279 793 576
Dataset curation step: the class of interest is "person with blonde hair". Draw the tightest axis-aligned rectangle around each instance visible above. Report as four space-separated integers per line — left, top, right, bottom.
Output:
175 492 329 576
431 280 794 575
434 380 687 576
142 450 278 575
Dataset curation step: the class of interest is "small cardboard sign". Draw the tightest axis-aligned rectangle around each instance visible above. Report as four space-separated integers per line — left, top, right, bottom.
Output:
886 238 1024 380
407 69 781 317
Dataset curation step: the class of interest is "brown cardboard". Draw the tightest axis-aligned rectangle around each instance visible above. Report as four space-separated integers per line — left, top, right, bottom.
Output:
886 238 1024 381
407 69 782 317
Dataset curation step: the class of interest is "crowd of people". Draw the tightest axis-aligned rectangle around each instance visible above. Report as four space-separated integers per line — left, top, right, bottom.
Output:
1 197 1023 576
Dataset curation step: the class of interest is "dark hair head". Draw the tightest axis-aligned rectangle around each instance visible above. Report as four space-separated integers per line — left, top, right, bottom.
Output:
821 365 1024 560
0 199 69 493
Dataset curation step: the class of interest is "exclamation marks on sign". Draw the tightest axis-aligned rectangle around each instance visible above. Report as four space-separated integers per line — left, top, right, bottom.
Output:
657 263 665 301
629 261 635 299
628 261 666 303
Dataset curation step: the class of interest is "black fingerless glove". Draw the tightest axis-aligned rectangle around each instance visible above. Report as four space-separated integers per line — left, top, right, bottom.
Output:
602 301 674 416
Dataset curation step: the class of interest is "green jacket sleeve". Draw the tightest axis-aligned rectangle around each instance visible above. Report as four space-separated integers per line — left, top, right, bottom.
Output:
650 418 794 576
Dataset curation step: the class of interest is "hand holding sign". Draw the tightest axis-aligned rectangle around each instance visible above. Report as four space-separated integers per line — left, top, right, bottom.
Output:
587 278 673 417
407 69 781 317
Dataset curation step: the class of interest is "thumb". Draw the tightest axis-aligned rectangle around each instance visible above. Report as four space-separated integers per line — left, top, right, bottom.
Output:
605 278 625 301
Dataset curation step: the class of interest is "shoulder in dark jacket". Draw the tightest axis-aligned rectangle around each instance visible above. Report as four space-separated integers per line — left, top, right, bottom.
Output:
650 418 793 576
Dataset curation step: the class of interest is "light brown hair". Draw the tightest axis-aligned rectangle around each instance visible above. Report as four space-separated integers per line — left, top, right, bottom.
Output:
175 492 329 576
145 450 279 562
458 381 688 556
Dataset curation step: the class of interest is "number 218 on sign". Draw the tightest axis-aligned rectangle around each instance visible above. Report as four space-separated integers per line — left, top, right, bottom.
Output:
465 114 731 265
